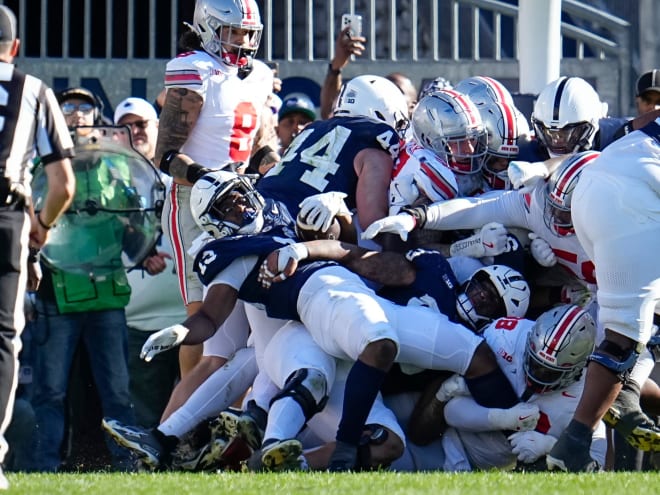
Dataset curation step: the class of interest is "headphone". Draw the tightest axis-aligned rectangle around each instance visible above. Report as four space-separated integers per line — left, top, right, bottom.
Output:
56 87 104 124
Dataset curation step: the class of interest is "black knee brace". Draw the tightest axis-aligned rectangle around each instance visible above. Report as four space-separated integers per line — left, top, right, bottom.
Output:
269 368 328 421
587 339 642 382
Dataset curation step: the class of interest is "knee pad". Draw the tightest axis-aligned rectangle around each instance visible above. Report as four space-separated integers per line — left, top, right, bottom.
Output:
587 339 642 382
269 368 328 421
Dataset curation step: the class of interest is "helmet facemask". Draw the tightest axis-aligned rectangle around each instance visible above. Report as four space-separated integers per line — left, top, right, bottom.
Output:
444 129 488 175
456 273 506 331
532 118 595 157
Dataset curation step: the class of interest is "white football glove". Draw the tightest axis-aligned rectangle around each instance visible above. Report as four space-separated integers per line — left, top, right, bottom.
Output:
508 431 557 463
361 213 417 241
140 324 189 362
449 222 510 258
507 161 549 193
434 374 470 403
487 402 540 432
528 233 557 267
298 192 349 233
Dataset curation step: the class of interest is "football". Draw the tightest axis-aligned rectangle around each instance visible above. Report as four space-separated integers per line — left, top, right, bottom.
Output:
295 216 342 241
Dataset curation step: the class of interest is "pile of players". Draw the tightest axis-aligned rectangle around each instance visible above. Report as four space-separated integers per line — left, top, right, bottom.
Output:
102 0 660 474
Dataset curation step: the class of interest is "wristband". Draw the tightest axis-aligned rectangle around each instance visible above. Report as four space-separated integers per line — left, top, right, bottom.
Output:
327 63 341 76
159 150 179 175
186 162 212 183
400 205 428 229
36 212 53 230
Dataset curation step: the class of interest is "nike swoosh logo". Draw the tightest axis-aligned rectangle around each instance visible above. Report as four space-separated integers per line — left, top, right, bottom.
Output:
518 415 532 421
561 391 576 398
483 242 494 248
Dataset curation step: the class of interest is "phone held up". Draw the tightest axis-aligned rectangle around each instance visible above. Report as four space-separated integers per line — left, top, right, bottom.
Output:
341 13 362 38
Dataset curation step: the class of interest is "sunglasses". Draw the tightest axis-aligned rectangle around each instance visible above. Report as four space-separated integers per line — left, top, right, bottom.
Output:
61 102 95 116
121 120 151 130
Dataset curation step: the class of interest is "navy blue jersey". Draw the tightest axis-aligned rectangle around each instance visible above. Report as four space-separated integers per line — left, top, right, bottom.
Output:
194 229 339 321
377 249 460 321
257 116 400 217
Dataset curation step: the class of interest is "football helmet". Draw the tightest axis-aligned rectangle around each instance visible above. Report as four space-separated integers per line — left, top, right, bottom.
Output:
190 170 265 238
479 101 531 189
418 76 454 99
531 77 606 157
193 0 263 67
524 304 596 393
456 264 530 331
454 76 515 107
544 150 600 237
411 89 488 175
333 75 410 138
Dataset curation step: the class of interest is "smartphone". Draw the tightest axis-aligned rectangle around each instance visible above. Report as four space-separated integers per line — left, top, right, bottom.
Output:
341 13 362 38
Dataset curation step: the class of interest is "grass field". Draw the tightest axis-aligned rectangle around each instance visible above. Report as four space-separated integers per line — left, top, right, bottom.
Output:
5 471 659 495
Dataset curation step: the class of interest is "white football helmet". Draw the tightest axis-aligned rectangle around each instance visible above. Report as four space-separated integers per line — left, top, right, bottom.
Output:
524 304 596 393
456 264 530 331
544 150 600 237
479 101 531 190
190 170 265 238
454 76 515 107
531 77 606 157
411 89 488 175
193 0 263 67
333 75 410 138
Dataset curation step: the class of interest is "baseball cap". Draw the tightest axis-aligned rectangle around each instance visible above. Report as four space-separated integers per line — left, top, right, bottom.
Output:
56 87 100 107
114 97 158 124
636 70 660 97
0 6 17 43
278 94 317 122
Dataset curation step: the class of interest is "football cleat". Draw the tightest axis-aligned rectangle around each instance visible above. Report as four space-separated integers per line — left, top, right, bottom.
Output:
602 406 660 452
213 402 266 450
102 418 163 469
261 439 305 471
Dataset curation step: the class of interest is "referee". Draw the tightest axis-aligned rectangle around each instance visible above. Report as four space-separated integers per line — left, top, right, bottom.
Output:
0 5 74 488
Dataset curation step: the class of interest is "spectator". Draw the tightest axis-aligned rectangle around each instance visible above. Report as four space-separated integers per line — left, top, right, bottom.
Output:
0 5 75 487
635 70 660 116
276 94 317 155
26 88 154 472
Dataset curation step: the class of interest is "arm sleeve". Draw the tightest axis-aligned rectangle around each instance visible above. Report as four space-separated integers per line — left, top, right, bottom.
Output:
444 396 499 432
424 191 530 231
206 255 259 292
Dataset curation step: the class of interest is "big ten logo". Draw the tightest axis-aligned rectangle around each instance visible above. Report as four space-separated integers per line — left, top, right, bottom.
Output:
497 347 514 363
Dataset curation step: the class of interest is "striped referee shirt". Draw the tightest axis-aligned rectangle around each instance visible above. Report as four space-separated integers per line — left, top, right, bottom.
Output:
0 61 74 188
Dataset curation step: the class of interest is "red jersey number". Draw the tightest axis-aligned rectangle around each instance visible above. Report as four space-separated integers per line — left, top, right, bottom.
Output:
230 101 258 162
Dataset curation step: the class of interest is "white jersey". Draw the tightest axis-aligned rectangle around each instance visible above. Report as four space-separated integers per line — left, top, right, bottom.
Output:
444 316 606 471
389 140 458 215
164 51 272 168
424 185 596 284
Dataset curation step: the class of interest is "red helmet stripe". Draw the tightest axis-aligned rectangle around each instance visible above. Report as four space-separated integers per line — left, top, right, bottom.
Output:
241 0 260 26
477 76 509 103
443 89 480 126
546 305 584 358
500 102 516 145
551 152 598 202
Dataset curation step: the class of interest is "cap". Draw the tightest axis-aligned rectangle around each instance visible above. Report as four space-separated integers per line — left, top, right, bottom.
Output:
114 97 158 124
278 94 316 122
0 6 17 43
636 70 660 97
56 87 100 107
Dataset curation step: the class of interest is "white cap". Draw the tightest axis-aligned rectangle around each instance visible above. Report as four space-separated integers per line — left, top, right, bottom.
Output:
114 97 158 124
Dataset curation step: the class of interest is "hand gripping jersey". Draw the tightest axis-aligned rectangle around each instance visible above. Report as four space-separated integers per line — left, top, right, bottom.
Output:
164 51 272 168
257 116 401 217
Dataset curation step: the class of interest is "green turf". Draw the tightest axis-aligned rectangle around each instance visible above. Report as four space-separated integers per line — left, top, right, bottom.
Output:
5 471 659 495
